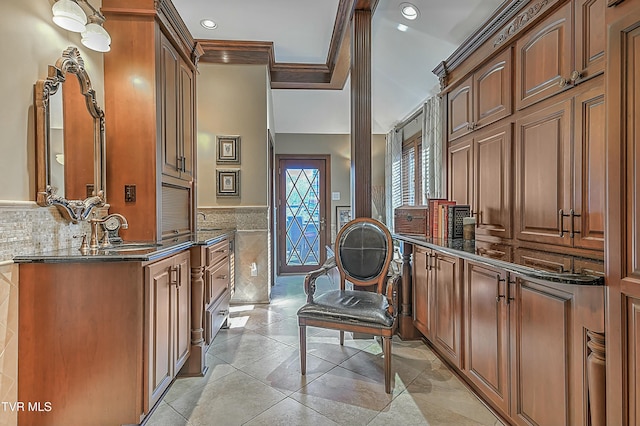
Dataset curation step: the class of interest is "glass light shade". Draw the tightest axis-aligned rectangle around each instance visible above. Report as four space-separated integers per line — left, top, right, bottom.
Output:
81 23 111 52
52 0 87 33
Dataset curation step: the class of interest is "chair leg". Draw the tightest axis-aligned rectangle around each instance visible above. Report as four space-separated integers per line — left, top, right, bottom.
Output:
383 336 392 394
340 330 344 346
299 325 307 375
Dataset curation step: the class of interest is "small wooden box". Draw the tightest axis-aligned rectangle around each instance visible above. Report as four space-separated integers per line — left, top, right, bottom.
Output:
394 205 429 236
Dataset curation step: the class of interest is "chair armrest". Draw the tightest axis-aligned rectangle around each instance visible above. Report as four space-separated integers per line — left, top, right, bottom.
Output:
303 256 337 303
385 273 401 319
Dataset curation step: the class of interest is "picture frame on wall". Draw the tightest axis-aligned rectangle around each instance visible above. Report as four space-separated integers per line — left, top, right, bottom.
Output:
216 169 240 197
336 206 352 230
216 135 241 164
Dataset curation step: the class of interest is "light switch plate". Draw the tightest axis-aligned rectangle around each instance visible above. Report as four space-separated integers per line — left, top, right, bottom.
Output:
332 191 341 200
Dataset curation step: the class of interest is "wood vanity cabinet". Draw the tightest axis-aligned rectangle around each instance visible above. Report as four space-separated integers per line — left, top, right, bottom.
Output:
515 0 605 110
204 237 234 344
144 251 191 410
448 48 512 141
18 250 192 425
412 246 463 369
103 1 201 241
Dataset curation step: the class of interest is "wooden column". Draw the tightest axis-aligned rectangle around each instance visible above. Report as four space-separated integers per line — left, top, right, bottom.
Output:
180 250 206 376
587 330 606 426
350 7 372 218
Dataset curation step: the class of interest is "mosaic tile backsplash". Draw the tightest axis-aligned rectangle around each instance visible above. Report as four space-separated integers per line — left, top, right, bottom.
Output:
0 203 91 262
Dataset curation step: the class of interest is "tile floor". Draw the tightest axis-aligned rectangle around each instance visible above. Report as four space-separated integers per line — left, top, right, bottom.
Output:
146 275 505 426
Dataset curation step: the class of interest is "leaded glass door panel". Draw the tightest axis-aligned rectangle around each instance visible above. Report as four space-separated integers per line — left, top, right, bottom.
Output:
277 157 329 274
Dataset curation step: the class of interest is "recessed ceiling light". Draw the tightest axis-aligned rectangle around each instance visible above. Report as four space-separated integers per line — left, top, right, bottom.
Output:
200 19 217 30
397 23 409 32
400 3 419 20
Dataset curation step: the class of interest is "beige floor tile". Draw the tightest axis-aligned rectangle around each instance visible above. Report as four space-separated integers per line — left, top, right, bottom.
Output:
146 402 190 426
252 315 301 346
291 366 394 425
208 330 292 369
164 355 237 403
168 370 286 426
243 397 339 426
239 345 336 396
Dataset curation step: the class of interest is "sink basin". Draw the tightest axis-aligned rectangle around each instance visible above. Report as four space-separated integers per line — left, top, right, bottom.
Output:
101 243 161 252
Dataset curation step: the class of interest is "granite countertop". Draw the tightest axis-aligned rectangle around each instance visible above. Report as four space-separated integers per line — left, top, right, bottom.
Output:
394 234 604 286
13 228 236 263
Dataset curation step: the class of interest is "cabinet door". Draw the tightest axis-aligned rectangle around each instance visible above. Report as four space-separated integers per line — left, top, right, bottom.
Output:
448 76 474 141
515 98 572 246
515 2 573 110
465 262 510 413
448 137 474 207
432 252 463 369
574 0 605 80
510 277 571 426
174 252 191 373
179 61 195 180
145 256 174 409
474 48 512 129
412 246 432 338
160 35 181 179
475 124 512 239
573 84 605 250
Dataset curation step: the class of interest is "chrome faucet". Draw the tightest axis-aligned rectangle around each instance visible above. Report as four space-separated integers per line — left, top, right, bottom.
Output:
89 213 129 249
197 212 206 221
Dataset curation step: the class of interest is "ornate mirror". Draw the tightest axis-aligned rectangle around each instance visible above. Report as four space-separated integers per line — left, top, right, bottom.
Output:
34 47 106 222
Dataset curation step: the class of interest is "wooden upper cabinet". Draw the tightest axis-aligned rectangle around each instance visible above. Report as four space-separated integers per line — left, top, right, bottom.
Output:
475 124 513 239
516 0 605 110
573 85 605 250
448 137 473 206
448 49 513 141
574 0 606 80
515 2 573 110
160 35 180 179
515 97 572 246
160 32 194 182
474 48 513 130
448 76 474 141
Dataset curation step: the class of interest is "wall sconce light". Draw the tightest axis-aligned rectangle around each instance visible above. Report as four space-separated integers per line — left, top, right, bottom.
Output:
51 0 111 52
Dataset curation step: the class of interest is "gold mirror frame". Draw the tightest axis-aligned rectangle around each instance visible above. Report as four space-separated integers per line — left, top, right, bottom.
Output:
34 47 106 222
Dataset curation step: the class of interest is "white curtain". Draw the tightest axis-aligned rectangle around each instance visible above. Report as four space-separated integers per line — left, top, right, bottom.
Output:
385 129 403 232
421 95 444 203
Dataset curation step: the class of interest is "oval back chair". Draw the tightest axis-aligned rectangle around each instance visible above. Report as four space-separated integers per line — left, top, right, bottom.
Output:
296 217 399 393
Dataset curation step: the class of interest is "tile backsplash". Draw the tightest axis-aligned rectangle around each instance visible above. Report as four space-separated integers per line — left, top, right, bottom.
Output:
0 202 91 262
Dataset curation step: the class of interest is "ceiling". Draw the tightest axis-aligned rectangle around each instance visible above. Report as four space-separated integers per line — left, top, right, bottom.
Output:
173 0 505 134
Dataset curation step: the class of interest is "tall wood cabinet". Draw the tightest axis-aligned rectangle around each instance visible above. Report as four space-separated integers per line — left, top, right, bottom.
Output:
103 0 202 241
605 0 640 424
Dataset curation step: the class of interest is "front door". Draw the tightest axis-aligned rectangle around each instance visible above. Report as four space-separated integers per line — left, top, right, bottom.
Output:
277 156 330 274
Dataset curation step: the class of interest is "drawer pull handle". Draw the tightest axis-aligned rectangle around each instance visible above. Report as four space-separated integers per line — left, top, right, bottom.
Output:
215 249 227 253
217 275 227 280
219 310 228 316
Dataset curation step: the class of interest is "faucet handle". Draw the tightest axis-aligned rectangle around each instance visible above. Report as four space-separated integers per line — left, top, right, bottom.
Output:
74 234 89 254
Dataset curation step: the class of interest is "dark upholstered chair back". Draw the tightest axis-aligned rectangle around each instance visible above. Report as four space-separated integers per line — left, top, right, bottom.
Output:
335 217 393 293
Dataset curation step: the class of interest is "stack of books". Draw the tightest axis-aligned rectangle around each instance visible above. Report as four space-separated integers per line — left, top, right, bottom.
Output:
428 198 471 240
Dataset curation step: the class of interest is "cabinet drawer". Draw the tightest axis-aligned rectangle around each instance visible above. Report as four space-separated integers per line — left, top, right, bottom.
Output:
206 239 229 267
206 260 229 307
205 292 230 345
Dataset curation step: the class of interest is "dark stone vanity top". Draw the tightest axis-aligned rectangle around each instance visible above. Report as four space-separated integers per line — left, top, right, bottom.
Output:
13 229 235 264
394 234 604 286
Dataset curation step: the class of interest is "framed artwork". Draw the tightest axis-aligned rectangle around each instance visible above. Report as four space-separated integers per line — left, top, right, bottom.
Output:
336 206 352 230
216 135 241 164
216 170 240 197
